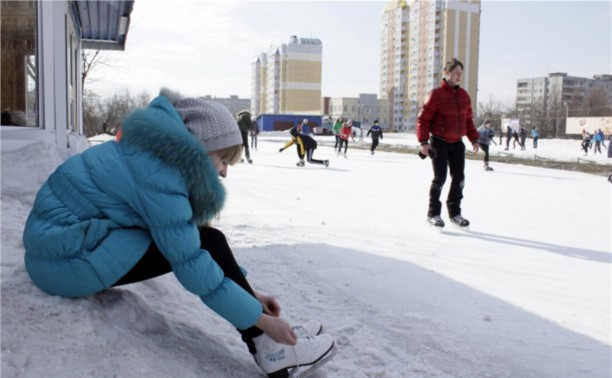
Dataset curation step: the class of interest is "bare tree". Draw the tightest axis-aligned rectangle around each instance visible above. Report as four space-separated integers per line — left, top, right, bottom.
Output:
82 90 103 137
81 49 118 89
580 87 611 117
102 89 151 134
477 94 504 130
81 89 151 137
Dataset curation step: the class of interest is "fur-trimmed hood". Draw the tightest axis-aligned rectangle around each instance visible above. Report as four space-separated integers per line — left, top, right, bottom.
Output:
119 95 225 225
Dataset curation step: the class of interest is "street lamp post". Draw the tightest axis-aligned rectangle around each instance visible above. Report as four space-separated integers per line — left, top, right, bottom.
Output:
562 102 568 139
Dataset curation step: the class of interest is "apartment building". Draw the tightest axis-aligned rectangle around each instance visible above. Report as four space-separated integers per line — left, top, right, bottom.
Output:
380 0 481 131
251 36 322 116
516 72 612 132
202 95 250 117
251 53 267 116
380 0 409 131
329 95 389 129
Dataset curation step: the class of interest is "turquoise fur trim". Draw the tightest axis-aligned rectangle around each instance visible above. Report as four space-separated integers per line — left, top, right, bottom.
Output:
120 96 225 224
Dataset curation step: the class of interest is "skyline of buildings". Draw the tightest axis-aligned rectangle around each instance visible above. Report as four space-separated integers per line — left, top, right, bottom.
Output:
245 1 606 133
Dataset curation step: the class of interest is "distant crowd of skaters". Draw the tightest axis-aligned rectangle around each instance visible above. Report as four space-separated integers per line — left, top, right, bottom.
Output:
235 112 384 168
581 129 610 156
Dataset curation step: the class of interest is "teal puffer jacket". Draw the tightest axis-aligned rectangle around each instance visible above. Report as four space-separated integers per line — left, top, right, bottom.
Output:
23 95 262 330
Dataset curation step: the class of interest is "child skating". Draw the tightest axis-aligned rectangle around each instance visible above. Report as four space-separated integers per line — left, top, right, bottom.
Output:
337 119 356 158
279 127 329 167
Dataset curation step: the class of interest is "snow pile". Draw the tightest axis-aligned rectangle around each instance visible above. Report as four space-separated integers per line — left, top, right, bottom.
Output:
1 136 610 377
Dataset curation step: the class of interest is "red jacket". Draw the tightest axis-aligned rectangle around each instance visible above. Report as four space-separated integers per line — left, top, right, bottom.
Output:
416 80 479 144
340 124 353 141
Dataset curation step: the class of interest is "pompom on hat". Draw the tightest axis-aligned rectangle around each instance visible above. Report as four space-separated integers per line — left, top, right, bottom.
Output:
160 88 242 152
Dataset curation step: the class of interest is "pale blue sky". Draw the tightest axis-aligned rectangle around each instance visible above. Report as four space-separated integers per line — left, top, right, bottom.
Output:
89 0 611 108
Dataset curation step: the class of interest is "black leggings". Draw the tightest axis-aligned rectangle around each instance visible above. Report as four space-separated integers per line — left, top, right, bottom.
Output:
241 131 250 160
338 139 348 153
479 143 490 163
371 138 379 152
113 227 263 353
306 149 325 165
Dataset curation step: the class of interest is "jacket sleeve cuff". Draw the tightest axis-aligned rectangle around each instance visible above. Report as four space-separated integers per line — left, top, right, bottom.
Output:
200 278 263 330
420 141 430 146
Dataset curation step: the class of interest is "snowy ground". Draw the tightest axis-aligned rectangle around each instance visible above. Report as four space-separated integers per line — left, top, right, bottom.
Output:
1 134 611 377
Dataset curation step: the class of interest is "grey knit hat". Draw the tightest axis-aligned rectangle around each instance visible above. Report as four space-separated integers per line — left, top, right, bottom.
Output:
160 88 242 152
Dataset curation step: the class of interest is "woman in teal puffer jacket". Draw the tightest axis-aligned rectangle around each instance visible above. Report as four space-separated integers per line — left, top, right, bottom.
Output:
22 89 334 376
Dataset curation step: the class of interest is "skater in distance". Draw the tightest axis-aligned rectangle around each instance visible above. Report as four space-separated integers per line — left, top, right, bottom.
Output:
416 58 480 228
279 126 329 167
367 119 384 155
22 88 334 377
337 119 356 158
237 110 254 164
477 120 495 171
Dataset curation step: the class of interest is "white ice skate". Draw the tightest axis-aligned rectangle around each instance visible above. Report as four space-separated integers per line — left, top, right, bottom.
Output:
253 332 334 378
293 320 323 338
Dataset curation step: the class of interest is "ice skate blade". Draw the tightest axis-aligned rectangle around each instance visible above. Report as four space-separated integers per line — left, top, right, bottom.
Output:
450 222 470 231
266 341 335 378
288 345 336 378
428 224 445 233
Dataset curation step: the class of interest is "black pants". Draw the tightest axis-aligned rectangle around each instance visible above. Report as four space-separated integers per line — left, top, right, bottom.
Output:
371 138 379 152
338 139 348 154
306 149 325 165
113 227 263 354
594 141 602 153
479 143 490 164
241 131 250 160
533 137 538 148
334 135 341 149
428 138 465 218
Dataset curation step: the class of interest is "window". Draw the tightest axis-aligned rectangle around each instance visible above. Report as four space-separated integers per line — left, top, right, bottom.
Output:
1 1 39 127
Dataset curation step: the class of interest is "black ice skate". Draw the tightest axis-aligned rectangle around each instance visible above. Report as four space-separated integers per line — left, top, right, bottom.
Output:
450 215 470 227
427 215 445 228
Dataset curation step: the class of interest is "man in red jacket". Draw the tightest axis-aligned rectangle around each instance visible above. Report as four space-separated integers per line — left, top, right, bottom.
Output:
416 58 479 228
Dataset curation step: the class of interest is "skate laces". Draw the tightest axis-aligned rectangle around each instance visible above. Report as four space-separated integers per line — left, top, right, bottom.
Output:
292 335 315 377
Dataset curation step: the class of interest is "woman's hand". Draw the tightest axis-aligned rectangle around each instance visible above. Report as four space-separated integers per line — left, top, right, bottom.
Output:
255 314 297 345
255 291 281 317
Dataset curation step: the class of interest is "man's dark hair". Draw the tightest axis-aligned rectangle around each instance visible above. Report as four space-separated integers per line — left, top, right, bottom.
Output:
444 58 464 73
